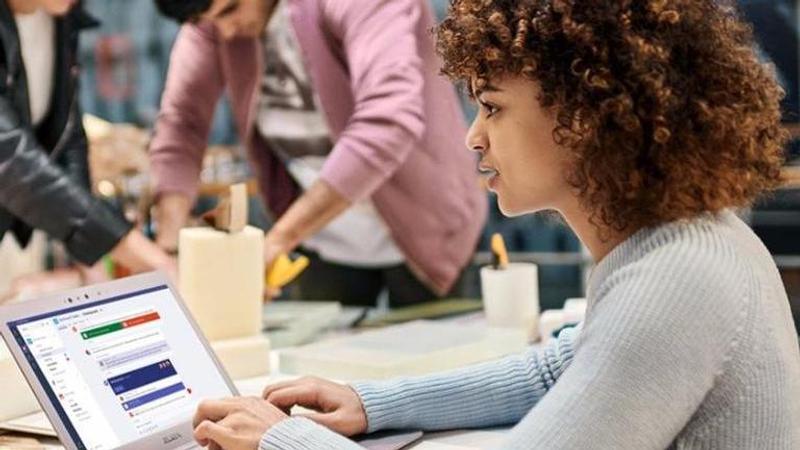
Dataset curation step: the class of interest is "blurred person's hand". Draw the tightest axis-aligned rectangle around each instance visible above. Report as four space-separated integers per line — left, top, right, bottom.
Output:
77 260 112 285
1 268 83 304
263 285 282 302
110 230 178 283
261 180 350 301
154 193 192 253
263 232 290 302
262 376 368 437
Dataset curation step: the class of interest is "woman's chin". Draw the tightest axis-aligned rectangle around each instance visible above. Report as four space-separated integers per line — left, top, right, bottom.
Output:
496 193 548 218
496 197 528 218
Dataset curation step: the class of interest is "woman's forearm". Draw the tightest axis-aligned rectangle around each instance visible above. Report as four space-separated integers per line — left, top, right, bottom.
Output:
351 326 580 433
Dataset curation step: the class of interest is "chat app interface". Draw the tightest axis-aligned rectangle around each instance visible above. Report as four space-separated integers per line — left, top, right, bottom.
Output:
8 286 233 450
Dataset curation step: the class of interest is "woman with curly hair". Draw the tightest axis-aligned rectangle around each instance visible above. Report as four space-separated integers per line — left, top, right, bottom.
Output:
190 1 800 449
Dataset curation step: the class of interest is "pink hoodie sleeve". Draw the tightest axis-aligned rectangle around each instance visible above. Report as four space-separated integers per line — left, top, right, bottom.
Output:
318 0 426 202
149 23 225 202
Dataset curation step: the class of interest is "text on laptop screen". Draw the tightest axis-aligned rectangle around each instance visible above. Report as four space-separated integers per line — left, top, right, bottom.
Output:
6 285 234 450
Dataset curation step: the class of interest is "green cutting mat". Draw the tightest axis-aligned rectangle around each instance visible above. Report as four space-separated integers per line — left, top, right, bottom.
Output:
357 298 484 328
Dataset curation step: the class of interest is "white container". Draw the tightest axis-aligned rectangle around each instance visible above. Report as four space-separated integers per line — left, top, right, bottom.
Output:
563 297 588 324
480 263 540 341
539 309 565 343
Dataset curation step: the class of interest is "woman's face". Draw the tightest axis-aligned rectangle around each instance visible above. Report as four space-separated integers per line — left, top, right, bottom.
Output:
467 76 571 217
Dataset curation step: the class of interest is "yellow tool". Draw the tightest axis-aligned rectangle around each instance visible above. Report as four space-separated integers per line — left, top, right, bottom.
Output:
490 233 509 269
266 253 310 289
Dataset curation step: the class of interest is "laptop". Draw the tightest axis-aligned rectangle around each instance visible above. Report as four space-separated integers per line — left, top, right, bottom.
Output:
0 272 237 450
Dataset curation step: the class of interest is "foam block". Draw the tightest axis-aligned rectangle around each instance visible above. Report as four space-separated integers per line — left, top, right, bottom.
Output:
179 226 264 341
210 335 271 379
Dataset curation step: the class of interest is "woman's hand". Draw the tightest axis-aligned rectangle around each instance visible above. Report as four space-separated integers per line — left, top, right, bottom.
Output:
193 397 288 450
262 376 368 437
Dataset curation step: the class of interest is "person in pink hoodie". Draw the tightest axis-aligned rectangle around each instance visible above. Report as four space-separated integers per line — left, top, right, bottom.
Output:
150 0 487 306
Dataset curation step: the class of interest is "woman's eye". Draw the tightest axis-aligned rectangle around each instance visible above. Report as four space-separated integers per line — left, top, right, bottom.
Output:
480 101 498 117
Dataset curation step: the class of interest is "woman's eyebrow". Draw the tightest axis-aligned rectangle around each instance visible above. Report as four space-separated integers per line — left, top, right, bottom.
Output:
473 83 503 98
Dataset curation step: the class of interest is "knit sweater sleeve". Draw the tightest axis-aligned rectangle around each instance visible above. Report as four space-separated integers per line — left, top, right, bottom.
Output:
257 326 579 449
260 418 364 450
500 237 749 449
352 325 579 432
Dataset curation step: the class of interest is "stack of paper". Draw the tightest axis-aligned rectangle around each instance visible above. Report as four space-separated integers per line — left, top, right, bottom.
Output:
0 411 56 437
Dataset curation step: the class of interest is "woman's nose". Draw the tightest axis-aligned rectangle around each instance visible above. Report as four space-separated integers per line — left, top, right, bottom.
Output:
465 116 487 154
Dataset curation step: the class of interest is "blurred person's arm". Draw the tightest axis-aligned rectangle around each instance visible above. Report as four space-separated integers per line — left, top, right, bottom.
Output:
263 180 350 263
110 230 176 277
150 23 226 246
0 92 132 265
1 232 175 305
264 0 427 259
155 193 193 251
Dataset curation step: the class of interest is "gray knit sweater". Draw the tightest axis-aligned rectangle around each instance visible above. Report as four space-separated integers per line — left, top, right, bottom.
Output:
261 211 800 449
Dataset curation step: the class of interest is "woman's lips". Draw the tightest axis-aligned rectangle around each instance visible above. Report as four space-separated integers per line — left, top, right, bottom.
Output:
486 172 499 190
478 164 500 190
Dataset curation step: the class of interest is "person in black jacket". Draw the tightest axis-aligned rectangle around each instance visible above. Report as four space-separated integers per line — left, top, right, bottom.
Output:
0 0 174 292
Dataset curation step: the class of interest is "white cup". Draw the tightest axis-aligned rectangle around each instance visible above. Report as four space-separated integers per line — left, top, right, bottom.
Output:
480 263 540 341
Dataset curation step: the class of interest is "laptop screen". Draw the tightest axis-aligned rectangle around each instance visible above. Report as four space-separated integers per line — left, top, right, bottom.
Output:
6 285 235 450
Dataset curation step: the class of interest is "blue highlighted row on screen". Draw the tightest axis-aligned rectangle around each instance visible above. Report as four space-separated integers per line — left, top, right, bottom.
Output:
107 359 177 395
121 382 186 410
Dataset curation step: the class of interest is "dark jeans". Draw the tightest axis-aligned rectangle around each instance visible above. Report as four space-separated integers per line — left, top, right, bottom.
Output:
285 248 450 307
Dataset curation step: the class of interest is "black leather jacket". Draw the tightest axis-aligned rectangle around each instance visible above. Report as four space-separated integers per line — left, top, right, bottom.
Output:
0 1 132 265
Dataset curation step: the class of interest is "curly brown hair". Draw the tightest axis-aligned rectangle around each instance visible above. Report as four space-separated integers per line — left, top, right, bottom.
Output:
437 0 788 231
